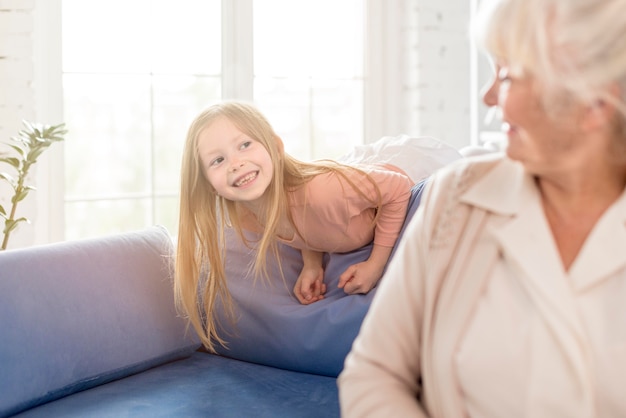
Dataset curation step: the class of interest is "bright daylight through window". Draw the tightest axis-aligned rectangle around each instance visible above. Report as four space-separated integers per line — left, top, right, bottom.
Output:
62 0 364 241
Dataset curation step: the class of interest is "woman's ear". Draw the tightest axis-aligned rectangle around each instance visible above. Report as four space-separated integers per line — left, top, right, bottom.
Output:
581 101 612 132
581 84 621 132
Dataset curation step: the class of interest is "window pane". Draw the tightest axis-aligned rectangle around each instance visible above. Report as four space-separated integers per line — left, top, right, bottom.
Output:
152 75 221 193
63 0 221 241
154 196 180 240
150 0 222 75
63 0 221 74
254 77 312 157
62 0 153 73
253 0 364 161
65 199 152 241
64 74 152 198
254 0 364 78
255 77 362 160
310 79 363 159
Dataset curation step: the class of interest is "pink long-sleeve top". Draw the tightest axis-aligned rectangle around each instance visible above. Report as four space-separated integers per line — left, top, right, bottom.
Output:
281 165 413 253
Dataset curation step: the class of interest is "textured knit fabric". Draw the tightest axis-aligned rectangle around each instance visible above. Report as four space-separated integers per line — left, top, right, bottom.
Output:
282 164 413 252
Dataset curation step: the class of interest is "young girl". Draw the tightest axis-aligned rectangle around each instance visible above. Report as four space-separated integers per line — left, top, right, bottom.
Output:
175 101 420 352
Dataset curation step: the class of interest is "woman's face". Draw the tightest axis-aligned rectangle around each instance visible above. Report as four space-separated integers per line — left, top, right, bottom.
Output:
197 116 274 205
482 62 592 176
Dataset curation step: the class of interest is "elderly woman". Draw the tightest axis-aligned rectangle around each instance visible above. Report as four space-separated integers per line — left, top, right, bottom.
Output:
338 0 626 416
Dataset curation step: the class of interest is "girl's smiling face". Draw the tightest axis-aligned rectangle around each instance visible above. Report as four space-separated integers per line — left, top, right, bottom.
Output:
197 116 274 205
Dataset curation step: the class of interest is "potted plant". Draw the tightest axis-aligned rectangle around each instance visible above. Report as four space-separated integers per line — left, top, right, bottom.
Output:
0 121 66 250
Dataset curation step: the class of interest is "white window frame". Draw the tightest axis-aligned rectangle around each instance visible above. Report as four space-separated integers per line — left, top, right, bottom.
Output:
221 0 253 100
365 0 405 142
34 0 403 244
33 0 64 245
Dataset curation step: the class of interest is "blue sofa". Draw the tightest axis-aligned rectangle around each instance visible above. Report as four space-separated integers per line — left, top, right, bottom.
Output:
0 182 425 418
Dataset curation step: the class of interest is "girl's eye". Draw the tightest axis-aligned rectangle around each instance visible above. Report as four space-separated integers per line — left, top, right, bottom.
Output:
210 156 224 166
240 141 252 150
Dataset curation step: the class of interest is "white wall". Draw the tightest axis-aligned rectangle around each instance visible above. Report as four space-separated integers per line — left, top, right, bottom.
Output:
0 0 38 250
0 0 63 250
367 0 472 149
0 0 474 249
405 0 472 149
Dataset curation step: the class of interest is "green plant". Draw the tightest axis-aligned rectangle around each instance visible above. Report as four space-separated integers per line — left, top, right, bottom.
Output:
0 121 66 250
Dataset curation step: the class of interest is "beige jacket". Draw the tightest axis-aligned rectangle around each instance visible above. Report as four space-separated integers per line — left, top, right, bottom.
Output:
339 153 615 417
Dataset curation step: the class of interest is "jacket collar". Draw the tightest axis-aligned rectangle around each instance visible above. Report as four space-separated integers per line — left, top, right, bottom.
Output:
458 154 626 291
459 156 527 215
569 190 626 290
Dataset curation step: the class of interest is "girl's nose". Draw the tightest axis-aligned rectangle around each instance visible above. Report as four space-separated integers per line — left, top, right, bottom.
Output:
229 160 245 172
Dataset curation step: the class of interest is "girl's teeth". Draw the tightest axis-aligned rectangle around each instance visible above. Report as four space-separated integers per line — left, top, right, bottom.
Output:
236 172 257 186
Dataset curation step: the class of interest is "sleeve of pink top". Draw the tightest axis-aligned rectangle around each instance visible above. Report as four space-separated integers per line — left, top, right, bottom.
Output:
345 167 413 248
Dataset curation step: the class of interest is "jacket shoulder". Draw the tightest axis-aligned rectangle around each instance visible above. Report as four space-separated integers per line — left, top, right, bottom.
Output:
421 153 506 248
426 152 504 199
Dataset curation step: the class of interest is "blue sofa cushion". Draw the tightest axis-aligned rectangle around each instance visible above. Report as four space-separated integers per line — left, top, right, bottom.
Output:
0 226 200 418
13 351 339 418
215 181 426 377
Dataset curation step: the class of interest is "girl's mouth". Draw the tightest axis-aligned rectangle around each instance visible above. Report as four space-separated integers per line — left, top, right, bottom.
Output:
234 171 258 187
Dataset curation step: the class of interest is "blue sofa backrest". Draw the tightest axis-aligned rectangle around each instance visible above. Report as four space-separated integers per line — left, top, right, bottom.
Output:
0 226 199 417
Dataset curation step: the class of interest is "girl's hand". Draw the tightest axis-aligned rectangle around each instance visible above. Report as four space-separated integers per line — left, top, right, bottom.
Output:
294 266 326 304
338 244 392 295
337 260 384 295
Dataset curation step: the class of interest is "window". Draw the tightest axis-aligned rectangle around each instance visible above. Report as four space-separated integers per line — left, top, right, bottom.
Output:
470 0 507 148
62 0 367 241
252 0 364 158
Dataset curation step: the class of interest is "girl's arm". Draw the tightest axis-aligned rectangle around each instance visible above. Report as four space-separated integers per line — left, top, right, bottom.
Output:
293 248 326 304
339 167 413 294
364 168 413 248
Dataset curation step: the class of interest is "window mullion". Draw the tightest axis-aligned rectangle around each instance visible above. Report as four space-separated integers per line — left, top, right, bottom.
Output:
34 0 65 244
221 0 254 100
364 0 404 144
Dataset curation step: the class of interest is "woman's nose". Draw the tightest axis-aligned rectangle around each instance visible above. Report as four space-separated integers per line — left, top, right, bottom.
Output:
481 77 499 108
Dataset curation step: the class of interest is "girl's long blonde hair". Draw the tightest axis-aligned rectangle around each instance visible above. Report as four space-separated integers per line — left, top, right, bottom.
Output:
175 101 381 352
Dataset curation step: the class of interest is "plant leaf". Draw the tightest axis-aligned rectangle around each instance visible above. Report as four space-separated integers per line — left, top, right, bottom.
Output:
13 188 30 203
22 120 36 132
0 157 20 169
8 144 26 158
18 130 33 145
1 120 66 249
0 172 16 188
9 135 27 147
4 217 29 235
27 146 48 162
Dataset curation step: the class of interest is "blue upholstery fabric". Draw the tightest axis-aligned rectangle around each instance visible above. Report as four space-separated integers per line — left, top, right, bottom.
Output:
0 226 200 418
215 180 427 377
0 181 427 417
13 351 340 418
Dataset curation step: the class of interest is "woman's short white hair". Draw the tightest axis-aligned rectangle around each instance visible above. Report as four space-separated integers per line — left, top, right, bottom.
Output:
472 0 626 118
